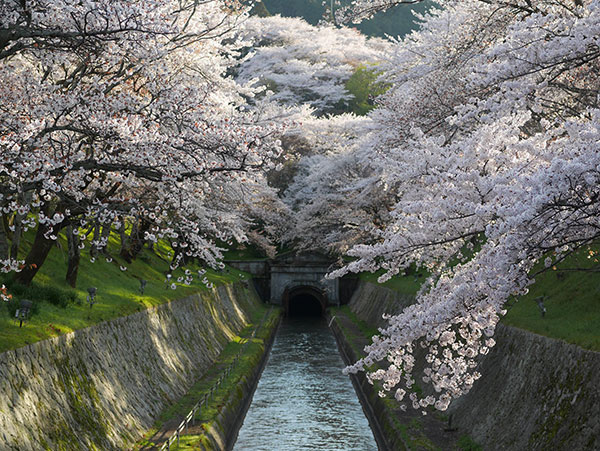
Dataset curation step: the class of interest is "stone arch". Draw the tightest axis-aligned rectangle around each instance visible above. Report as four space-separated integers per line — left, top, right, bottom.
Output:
282 284 327 317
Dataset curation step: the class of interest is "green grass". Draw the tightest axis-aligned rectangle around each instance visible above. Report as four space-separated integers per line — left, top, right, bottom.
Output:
503 246 600 351
358 246 600 352
135 306 280 450
359 267 428 296
0 229 251 353
335 305 379 339
222 246 268 261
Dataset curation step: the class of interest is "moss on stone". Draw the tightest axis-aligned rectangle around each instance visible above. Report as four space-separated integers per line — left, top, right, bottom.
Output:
52 354 110 449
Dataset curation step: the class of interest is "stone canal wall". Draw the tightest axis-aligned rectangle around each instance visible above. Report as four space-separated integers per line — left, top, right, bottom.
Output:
0 283 261 450
329 316 407 451
346 282 414 329
202 310 280 450
449 323 600 450
348 282 600 450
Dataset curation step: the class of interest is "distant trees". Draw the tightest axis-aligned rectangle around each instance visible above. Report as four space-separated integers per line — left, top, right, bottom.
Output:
335 0 432 24
282 113 392 255
261 0 431 38
345 65 389 115
234 15 390 114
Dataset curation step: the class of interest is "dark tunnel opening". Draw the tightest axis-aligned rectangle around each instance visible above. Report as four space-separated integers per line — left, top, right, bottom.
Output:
287 292 324 317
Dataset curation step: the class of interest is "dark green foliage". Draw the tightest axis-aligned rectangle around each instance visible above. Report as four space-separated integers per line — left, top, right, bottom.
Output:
457 434 483 451
250 1 271 17
345 65 389 115
262 0 325 25
262 0 433 38
2 276 77 310
222 244 268 261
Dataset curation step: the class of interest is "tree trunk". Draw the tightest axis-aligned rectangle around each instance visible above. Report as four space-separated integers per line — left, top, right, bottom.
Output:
118 217 128 258
2 214 10 240
0 214 9 261
10 190 32 260
65 225 81 288
90 221 101 258
10 211 23 260
120 218 150 263
100 222 112 255
169 245 190 269
170 247 181 269
14 222 58 286
14 202 65 286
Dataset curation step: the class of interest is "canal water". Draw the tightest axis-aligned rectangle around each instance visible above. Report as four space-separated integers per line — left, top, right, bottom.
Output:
233 317 378 450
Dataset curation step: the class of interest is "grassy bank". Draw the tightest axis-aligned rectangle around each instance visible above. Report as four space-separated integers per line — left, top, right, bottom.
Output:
136 305 280 450
359 268 427 296
358 247 600 352
503 246 600 351
0 230 249 353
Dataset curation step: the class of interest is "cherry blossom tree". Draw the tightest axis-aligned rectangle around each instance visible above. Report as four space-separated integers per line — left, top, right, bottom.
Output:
281 113 397 255
326 0 600 412
234 17 393 253
234 15 390 114
0 0 287 286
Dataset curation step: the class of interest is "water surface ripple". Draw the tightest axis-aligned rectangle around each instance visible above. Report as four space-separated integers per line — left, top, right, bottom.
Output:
233 317 378 450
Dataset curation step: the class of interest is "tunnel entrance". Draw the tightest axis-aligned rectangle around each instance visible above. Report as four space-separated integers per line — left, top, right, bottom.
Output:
288 293 322 317
284 286 326 317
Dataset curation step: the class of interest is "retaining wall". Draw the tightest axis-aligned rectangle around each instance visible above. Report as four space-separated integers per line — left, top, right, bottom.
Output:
202 310 280 450
0 283 260 450
348 282 600 450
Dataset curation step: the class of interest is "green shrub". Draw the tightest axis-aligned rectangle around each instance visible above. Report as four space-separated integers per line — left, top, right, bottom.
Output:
42 285 77 307
2 279 76 308
345 64 389 115
457 434 482 451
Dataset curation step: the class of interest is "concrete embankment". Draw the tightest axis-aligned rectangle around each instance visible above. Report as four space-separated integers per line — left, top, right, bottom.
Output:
0 282 264 450
449 323 600 450
343 282 600 450
329 314 406 451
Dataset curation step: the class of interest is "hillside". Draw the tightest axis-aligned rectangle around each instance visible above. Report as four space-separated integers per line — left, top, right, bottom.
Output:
0 231 249 353
260 0 433 38
360 246 600 352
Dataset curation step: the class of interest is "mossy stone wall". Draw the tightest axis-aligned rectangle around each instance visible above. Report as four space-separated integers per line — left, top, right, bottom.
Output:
347 282 414 329
0 283 260 450
449 323 600 450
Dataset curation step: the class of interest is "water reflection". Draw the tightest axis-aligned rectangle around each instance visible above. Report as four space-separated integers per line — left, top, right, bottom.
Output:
233 317 378 451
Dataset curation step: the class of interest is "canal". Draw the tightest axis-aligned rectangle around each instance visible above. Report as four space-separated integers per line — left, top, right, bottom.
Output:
233 316 378 450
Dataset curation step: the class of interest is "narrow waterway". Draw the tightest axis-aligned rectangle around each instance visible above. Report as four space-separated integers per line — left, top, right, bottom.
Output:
233 317 378 450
